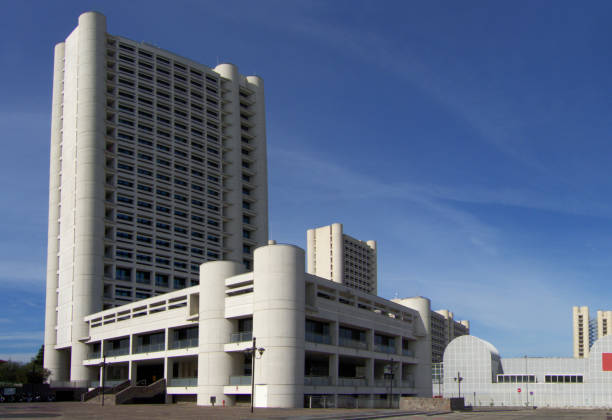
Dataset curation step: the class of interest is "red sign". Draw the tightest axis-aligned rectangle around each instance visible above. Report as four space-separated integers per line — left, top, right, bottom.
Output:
517 388 521 393
602 353 612 371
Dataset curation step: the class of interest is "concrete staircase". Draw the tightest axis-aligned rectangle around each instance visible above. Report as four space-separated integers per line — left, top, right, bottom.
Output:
82 380 131 404
115 378 166 405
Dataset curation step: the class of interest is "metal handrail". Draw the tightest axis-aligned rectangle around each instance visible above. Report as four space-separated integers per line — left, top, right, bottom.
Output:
105 347 129 357
305 331 332 345
168 378 198 387
338 337 368 350
374 344 396 354
304 376 331 386
228 375 251 385
337 377 367 387
169 338 199 349
133 342 165 353
229 331 252 343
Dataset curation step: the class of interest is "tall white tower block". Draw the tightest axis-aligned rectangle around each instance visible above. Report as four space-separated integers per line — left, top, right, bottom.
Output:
45 11 268 382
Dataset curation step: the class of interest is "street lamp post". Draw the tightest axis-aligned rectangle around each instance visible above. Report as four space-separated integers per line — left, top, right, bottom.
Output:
453 372 463 398
525 355 529 407
101 356 106 406
245 337 265 413
384 358 395 408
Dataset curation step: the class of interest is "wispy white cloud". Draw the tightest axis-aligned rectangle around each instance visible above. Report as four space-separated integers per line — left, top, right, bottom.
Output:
0 260 45 287
0 331 43 342
280 16 551 175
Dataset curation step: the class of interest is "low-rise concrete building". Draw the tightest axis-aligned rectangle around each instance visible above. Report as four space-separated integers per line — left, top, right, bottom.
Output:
67 241 433 407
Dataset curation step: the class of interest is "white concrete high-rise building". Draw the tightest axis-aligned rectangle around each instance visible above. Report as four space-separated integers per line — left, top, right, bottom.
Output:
573 306 590 358
307 223 377 294
44 12 268 383
573 306 612 359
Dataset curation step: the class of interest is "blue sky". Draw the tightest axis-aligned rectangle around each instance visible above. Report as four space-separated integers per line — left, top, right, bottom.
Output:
2 0 612 361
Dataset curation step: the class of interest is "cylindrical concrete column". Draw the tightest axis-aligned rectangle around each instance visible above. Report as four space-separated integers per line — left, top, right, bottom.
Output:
214 63 243 263
330 223 343 284
253 243 305 408
306 229 315 274
398 297 432 397
71 11 107 382
44 41 66 382
197 260 245 406
245 75 268 248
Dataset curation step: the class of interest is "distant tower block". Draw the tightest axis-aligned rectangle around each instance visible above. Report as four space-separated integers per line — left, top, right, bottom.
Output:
307 223 377 294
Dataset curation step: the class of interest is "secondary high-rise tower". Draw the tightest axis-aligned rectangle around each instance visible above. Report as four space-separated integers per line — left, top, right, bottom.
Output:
44 11 268 382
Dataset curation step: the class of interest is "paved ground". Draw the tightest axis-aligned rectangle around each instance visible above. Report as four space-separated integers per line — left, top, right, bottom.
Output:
0 403 609 420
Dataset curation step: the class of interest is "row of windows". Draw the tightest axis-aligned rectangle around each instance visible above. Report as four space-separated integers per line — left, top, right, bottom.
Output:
109 56 220 99
496 375 536 383
114 178 219 202
109 40 220 85
112 212 220 235
112 160 221 191
112 100 221 133
111 256 204 278
112 133 220 160
113 193 221 218
111 63 220 101
112 234 216 256
114 267 200 289
495 374 584 384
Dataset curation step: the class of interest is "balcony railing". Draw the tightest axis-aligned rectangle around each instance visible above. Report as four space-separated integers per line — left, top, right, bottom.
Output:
402 348 415 357
374 378 399 387
50 380 90 388
105 347 129 357
337 377 367 387
133 342 165 354
169 338 199 350
88 379 127 388
402 378 416 388
304 376 331 386
169 378 198 387
229 331 252 343
305 331 332 345
374 344 396 354
338 337 368 350
229 375 251 386
87 351 101 360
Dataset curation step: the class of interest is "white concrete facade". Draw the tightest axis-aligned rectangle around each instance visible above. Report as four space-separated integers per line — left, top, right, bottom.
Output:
443 334 612 408
307 223 377 295
45 12 268 383
75 242 432 408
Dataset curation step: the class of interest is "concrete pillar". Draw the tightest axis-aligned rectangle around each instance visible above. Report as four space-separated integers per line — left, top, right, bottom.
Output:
253 243 305 408
329 353 338 385
394 297 432 397
306 229 315 274
213 64 243 263
330 223 343 284
365 358 374 387
70 11 107 382
44 40 66 382
197 260 245 405
245 75 268 248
